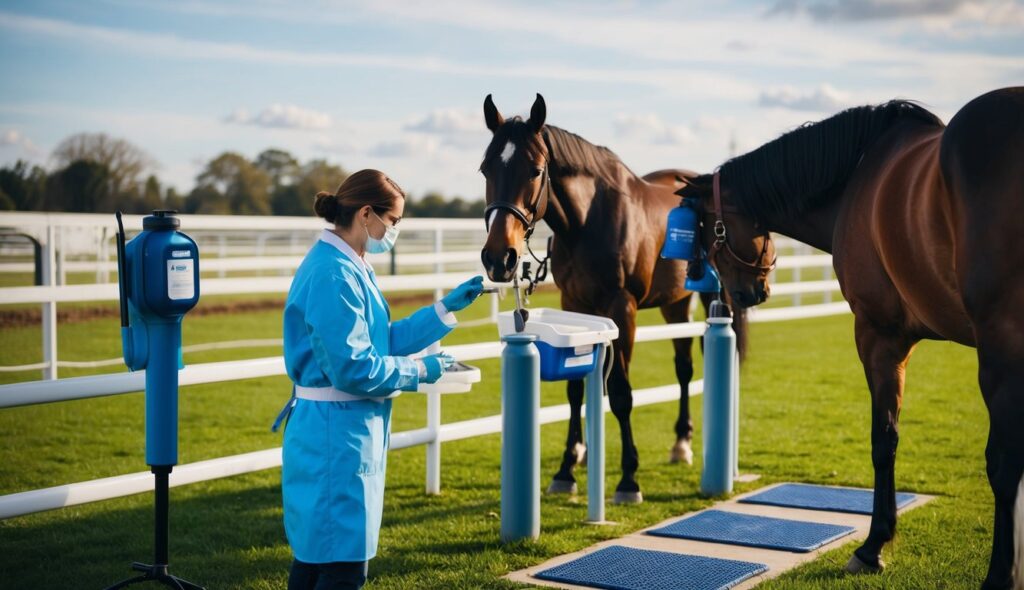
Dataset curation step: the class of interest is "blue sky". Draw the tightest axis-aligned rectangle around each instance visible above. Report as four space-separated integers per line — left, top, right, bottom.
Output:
1 0 1022 200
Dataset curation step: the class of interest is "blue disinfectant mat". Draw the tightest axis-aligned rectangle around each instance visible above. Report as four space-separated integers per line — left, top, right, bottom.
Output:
738 483 916 515
534 545 768 590
647 509 855 553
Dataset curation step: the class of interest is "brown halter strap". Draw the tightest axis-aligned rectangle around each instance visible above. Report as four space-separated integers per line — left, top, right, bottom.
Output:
709 171 777 275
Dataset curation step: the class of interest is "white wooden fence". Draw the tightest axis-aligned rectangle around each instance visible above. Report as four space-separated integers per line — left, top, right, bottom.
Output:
0 213 845 520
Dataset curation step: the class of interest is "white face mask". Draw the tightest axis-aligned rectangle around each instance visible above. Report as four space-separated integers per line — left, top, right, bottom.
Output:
365 211 399 254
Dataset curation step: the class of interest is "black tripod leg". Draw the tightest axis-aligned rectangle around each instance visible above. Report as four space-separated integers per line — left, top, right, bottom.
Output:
166 576 205 590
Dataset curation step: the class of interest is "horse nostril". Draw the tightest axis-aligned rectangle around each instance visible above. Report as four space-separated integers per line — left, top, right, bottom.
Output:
504 249 518 273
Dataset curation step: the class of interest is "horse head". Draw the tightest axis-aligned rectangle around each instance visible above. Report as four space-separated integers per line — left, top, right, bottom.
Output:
479 93 550 283
676 174 775 308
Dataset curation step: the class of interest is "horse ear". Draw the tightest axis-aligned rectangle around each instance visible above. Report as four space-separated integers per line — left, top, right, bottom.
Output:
529 93 546 133
483 94 504 133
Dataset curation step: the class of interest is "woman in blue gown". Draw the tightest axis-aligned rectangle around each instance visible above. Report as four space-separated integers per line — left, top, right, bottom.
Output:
278 169 484 589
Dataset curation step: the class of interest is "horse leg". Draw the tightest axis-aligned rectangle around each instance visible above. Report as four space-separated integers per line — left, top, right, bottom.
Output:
846 318 917 574
607 294 641 504
660 297 695 465
975 323 1024 590
548 379 586 494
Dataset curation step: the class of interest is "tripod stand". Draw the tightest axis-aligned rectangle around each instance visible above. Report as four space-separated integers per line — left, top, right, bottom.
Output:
104 466 205 590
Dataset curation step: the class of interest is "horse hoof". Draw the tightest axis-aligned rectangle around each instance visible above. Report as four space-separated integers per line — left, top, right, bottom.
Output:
613 491 644 505
845 553 884 574
574 443 587 467
546 480 578 495
669 440 693 465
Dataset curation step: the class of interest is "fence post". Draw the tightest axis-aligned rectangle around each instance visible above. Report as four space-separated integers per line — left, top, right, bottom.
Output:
55 226 66 287
96 227 106 284
433 228 444 302
490 290 499 324
425 341 442 495
41 224 58 381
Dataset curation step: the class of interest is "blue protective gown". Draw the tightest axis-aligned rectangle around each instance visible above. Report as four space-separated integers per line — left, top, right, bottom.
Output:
281 229 454 563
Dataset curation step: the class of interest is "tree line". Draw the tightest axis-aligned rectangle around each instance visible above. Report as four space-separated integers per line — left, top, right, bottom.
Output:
0 133 485 218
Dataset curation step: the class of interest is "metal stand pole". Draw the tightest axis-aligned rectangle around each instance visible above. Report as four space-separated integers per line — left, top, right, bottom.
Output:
700 302 737 496
585 343 608 523
500 334 540 543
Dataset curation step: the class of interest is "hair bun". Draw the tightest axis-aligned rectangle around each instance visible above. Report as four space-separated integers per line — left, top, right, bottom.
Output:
313 191 338 223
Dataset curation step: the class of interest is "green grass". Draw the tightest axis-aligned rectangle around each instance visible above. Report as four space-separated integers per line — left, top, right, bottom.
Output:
0 294 994 589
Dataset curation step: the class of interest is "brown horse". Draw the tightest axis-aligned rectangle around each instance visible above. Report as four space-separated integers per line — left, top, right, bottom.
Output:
677 87 1024 589
479 94 747 503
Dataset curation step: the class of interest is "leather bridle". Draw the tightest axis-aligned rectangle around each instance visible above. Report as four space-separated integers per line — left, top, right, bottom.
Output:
708 171 777 276
483 162 551 241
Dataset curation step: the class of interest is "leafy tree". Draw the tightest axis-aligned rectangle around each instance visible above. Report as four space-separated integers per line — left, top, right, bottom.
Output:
46 160 113 212
272 159 346 216
138 174 163 213
193 152 271 215
51 133 154 198
0 186 14 210
255 148 300 189
0 160 47 210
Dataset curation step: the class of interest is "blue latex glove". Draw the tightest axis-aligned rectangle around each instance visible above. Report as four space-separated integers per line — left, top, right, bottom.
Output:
420 353 454 384
441 275 485 312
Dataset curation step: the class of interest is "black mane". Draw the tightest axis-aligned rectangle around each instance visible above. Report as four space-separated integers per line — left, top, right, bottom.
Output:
543 125 627 183
716 100 944 221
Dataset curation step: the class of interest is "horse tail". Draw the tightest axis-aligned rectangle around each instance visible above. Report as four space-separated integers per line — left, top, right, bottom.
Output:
1014 472 1024 590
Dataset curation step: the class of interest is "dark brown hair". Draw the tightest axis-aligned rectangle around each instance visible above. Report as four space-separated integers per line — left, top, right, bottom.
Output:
313 169 405 227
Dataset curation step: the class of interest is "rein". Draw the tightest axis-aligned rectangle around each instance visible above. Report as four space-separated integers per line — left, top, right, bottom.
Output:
709 171 777 276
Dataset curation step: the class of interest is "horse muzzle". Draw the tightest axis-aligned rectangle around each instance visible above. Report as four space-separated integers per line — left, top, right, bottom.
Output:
481 247 519 283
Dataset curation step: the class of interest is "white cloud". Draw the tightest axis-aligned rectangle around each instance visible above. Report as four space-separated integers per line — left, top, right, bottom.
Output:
224 104 332 130
612 114 695 146
758 84 853 112
312 136 360 155
368 136 439 158
769 0 970 21
404 109 481 134
0 129 42 156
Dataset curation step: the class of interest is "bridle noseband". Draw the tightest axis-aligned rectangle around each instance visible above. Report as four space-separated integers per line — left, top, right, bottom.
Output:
708 171 777 276
483 162 551 241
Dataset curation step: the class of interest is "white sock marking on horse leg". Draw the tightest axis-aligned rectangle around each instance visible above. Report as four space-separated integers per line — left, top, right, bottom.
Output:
1014 472 1024 590
500 140 516 164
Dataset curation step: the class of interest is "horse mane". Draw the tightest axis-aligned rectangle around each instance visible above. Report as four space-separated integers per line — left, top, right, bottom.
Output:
715 100 944 221
542 125 628 185
481 118 630 189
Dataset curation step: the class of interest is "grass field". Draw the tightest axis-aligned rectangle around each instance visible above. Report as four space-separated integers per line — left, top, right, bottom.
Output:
0 288 994 589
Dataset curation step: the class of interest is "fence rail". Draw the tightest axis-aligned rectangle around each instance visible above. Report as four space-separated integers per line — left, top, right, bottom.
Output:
0 300 849 519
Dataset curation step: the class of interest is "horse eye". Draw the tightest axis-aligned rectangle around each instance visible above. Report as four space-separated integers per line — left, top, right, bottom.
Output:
531 168 543 179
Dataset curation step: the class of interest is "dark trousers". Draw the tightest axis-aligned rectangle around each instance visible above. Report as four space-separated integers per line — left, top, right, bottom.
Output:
288 559 368 590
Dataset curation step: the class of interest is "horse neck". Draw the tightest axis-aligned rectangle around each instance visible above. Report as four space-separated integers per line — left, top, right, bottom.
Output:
543 169 601 239
543 155 634 239
758 197 841 254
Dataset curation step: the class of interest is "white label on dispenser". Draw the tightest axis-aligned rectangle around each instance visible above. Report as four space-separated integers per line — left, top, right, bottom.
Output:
167 258 195 300
171 249 191 258
564 353 594 368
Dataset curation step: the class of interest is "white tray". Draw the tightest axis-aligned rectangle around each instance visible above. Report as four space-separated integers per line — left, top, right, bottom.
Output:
416 361 481 394
497 308 619 347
